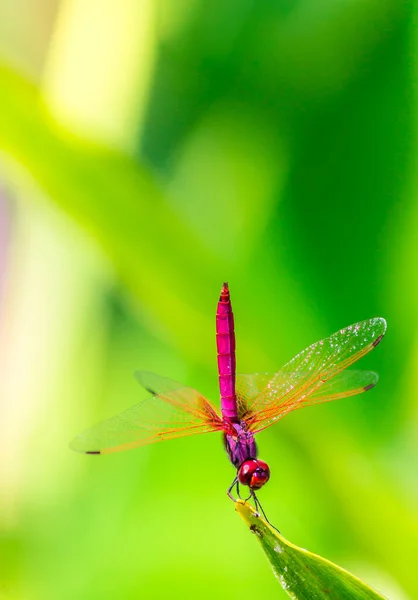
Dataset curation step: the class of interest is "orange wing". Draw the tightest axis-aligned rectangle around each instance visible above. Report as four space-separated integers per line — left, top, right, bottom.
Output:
236 317 386 433
70 372 223 454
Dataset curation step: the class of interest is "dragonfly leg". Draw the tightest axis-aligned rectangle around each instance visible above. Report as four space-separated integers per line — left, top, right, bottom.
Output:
227 476 239 501
250 490 281 534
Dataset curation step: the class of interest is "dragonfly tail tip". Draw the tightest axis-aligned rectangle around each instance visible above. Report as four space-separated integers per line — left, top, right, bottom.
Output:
220 282 230 300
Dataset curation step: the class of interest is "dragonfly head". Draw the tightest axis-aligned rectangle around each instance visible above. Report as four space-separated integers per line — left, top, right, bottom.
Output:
237 459 270 490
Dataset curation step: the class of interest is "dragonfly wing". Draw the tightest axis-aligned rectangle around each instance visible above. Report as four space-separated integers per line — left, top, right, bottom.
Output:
308 369 378 402
134 370 223 422
236 370 378 413
134 371 185 395
71 374 223 454
235 373 273 419
242 317 386 432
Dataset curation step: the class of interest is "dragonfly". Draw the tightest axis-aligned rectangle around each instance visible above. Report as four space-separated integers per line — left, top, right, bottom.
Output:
71 283 386 520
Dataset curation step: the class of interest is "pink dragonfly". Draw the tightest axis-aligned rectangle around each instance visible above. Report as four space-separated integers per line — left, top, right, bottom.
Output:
71 283 386 518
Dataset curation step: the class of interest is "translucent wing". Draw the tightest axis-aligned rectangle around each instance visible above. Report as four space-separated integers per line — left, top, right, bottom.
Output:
238 317 386 432
237 370 378 417
70 372 223 454
236 373 272 419
308 369 378 401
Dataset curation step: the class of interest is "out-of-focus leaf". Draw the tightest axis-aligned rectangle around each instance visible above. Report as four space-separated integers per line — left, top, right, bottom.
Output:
0 64 220 363
236 501 386 599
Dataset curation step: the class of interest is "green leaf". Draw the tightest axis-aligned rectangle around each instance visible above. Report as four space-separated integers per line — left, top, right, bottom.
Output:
236 501 387 600
0 64 217 361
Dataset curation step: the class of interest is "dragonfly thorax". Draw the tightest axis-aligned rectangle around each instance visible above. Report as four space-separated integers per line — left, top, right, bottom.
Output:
223 421 254 462
224 422 271 489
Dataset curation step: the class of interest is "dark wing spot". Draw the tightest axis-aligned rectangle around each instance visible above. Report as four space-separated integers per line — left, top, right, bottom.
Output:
86 451 101 455
144 386 156 395
372 334 384 347
364 383 376 392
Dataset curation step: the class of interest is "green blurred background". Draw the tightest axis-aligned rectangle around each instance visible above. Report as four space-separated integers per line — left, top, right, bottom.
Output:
0 1 416 599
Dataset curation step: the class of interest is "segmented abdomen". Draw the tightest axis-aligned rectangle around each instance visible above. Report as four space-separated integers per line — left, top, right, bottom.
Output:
216 283 238 422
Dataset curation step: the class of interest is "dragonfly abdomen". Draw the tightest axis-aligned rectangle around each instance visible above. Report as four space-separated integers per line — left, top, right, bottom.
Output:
216 283 238 422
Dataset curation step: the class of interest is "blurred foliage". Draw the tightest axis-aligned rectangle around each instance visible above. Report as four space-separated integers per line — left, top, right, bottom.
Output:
0 1 417 599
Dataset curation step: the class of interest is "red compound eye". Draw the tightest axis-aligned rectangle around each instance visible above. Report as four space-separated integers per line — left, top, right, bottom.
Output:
238 459 270 489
